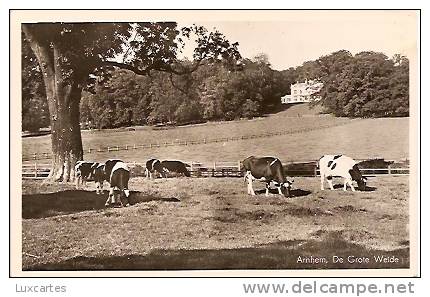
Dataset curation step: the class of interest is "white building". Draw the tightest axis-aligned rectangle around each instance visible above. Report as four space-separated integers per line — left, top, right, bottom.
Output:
281 79 323 104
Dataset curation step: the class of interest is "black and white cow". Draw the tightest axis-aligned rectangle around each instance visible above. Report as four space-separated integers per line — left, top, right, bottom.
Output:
104 159 123 178
92 163 106 194
105 161 131 207
160 160 191 177
242 156 292 197
319 154 367 191
75 161 98 188
92 159 123 195
145 158 164 179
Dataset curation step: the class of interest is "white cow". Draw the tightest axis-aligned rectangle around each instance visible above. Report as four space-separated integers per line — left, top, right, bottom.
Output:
319 155 367 191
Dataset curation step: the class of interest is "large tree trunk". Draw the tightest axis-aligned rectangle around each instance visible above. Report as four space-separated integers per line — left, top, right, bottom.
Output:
47 82 83 181
23 26 85 182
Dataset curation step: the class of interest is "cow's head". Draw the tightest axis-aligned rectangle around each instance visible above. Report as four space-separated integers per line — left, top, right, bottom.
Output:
350 165 366 191
281 179 294 197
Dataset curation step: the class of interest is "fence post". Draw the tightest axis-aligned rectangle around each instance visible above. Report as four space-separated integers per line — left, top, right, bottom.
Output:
388 164 392 175
107 146 110 152
33 153 37 160
125 145 128 150
133 144 136 150
237 160 241 176
34 162 38 178
116 145 119 151
212 162 216 177
203 138 206 144
88 148 91 153
190 162 193 176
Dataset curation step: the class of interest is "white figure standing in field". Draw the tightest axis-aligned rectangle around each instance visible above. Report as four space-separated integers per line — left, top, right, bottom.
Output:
319 154 367 191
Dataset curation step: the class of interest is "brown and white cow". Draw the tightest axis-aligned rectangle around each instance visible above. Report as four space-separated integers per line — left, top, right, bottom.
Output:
242 156 292 197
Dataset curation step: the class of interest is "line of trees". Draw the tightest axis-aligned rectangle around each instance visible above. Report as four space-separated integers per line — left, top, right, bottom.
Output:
24 49 409 132
79 53 291 129
295 50 409 117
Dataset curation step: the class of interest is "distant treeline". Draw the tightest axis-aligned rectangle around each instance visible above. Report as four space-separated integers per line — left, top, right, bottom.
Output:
22 50 409 131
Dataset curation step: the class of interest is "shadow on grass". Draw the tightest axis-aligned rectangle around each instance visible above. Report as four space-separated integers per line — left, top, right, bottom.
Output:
332 184 377 192
254 188 312 198
26 231 409 271
22 190 180 219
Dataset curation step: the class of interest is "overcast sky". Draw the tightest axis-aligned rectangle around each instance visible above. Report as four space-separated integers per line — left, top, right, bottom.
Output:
178 11 418 70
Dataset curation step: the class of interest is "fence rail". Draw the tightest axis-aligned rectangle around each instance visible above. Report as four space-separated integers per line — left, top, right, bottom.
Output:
22 120 357 161
21 160 410 180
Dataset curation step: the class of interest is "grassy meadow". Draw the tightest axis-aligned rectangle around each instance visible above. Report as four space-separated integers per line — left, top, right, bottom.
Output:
22 175 409 270
22 104 409 164
20 104 411 271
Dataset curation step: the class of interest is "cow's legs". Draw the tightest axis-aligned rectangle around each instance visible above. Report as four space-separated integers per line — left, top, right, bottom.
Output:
105 187 114 206
75 176 81 189
95 181 101 194
346 179 355 192
327 176 335 190
124 189 130 207
277 185 283 195
246 173 256 195
265 183 270 196
320 174 325 190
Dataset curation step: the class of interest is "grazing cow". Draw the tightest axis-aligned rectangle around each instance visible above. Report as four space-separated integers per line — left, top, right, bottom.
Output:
319 154 367 191
145 158 164 179
92 163 106 194
242 156 292 197
357 158 394 169
105 161 131 207
104 159 123 177
75 161 98 188
160 160 191 177
93 159 123 195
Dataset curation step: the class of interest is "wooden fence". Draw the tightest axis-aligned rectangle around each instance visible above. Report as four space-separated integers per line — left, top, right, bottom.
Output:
22 160 410 180
22 120 355 161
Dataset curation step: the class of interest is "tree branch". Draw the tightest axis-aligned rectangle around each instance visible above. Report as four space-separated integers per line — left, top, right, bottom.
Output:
102 59 202 76
102 61 152 75
168 73 188 95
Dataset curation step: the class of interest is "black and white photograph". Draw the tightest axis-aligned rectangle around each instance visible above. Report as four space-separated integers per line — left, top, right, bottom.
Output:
10 9 419 277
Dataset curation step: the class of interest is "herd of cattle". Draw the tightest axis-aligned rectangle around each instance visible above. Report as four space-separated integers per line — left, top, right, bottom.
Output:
75 154 368 207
